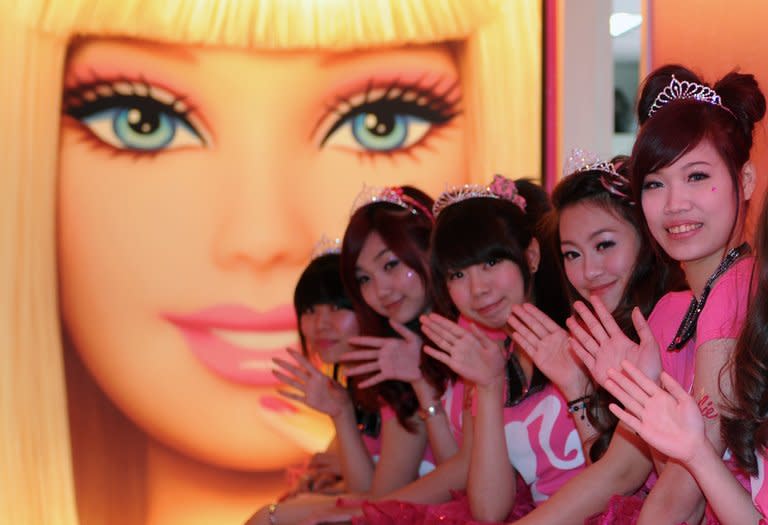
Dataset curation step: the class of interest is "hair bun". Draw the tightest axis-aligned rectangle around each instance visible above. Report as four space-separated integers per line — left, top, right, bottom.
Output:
714 71 767 139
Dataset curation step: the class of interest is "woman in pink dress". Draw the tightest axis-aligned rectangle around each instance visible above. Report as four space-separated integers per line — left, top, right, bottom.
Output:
569 64 765 524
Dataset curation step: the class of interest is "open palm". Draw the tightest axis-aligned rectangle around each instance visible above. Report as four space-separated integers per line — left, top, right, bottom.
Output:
420 313 506 387
568 296 661 388
508 302 589 398
605 361 706 464
273 349 351 418
343 320 423 388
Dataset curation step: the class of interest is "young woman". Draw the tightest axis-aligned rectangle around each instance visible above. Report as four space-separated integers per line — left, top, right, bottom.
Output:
249 187 458 525
273 251 381 497
569 64 764 524
600 192 768 525
502 154 681 524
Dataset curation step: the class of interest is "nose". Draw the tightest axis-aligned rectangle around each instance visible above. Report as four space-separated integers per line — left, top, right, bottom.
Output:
583 253 603 281
313 307 332 332
468 267 490 298
664 182 692 214
373 275 393 302
212 169 312 272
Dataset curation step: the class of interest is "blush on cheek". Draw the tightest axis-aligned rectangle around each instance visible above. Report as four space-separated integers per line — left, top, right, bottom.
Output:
711 186 717 192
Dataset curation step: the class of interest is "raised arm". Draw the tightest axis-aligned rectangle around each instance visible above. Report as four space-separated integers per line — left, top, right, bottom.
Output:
344 320 458 463
274 349 374 492
607 361 759 525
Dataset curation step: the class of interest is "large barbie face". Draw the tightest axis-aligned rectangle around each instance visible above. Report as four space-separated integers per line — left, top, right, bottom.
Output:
559 202 641 312
58 38 467 470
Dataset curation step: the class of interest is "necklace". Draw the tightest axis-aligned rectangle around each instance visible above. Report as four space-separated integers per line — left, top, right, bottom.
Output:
668 242 750 351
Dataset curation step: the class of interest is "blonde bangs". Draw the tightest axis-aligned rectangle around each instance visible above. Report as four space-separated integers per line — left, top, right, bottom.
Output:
16 0 504 49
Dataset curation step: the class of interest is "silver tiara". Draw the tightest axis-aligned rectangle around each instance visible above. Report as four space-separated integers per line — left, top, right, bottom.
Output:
432 175 526 218
563 148 632 202
309 235 342 261
648 75 724 118
348 184 432 219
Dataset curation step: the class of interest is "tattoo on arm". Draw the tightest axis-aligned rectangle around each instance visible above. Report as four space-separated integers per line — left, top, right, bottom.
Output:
697 394 718 420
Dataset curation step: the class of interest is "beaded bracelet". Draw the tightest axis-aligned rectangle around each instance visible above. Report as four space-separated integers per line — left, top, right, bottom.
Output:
567 395 590 420
418 402 444 420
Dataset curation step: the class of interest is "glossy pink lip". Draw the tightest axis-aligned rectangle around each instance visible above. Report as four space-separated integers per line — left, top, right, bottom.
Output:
587 282 615 296
313 338 339 350
476 298 505 317
383 297 404 312
165 304 297 387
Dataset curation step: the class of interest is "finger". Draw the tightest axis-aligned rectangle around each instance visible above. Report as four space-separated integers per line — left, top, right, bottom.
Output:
569 337 596 370
573 301 609 343
511 332 538 359
620 360 660 396
348 336 386 348
344 362 382 376
422 313 467 339
277 389 307 404
510 304 549 339
522 302 561 333
659 371 690 401
340 350 381 362
272 357 307 379
607 402 644 434
468 323 494 347
590 295 622 337
604 369 649 414
507 311 541 346
421 324 455 353
423 345 454 367
389 320 417 342
286 348 316 370
272 370 305 391
358 373 388 388
631 307 655 345
565 316 599 356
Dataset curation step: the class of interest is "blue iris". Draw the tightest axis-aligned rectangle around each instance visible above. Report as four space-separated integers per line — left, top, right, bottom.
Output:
82 107 192 151
350 112 426 152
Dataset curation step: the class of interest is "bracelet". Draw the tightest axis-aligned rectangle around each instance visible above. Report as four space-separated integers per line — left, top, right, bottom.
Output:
566 396 590 420
268 502 278 525
417 402 443 420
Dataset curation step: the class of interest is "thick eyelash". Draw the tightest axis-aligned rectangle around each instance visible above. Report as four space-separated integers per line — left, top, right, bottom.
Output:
319 78 462 147
62 76 206 146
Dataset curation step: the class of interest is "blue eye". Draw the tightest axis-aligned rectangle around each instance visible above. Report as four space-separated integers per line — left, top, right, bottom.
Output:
65 87 206 152
320 83 460 154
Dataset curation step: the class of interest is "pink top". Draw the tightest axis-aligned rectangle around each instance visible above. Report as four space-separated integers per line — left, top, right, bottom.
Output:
752 453 768 518
648 256 754 495
655 256 754 391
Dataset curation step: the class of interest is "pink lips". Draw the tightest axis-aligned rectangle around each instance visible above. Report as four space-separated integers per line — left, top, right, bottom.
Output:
165 304 297 387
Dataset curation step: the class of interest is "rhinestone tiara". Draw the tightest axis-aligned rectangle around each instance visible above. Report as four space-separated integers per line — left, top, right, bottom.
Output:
432 175 526 218
648 74 725 118
309 235 342 261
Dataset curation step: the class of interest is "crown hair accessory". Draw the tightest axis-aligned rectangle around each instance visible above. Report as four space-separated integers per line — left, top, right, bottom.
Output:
563 148 633 203
648 74 727 118
432 174 526 218
348 184 433 220
310 235 342 261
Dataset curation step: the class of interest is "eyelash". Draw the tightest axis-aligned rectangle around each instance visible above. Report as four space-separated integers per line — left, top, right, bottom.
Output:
383 259 400 271
319 79 461 158
62 77 206 154
596 240 615 251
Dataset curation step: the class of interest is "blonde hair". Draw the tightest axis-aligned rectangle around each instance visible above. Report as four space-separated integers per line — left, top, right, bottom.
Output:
1 0 541 523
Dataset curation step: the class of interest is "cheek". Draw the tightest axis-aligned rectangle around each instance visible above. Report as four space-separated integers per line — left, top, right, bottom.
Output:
335 314 359 337
563 262 583 289
447 283 467 312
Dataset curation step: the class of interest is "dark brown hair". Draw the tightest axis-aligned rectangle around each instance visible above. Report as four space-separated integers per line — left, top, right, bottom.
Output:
340 186 452 430
631 65 765 247
545 158 683 461
722 199 768 474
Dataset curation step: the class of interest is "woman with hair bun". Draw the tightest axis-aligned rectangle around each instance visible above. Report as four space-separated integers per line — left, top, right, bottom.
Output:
571 64 765 524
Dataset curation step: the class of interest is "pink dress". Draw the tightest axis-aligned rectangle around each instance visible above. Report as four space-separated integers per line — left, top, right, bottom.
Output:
352 319 586 524
589 257 754 525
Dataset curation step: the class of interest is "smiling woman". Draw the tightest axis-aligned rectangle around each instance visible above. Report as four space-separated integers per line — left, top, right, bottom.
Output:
1 1 543 524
